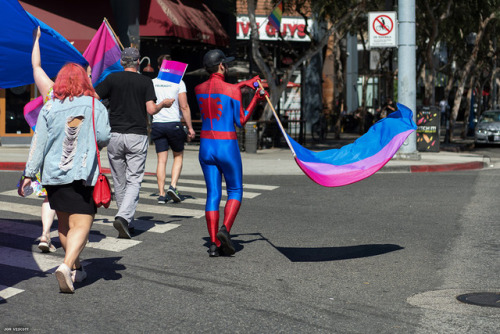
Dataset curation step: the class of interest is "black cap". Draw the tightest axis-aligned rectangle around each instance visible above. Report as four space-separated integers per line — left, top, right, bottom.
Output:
203 49 235 68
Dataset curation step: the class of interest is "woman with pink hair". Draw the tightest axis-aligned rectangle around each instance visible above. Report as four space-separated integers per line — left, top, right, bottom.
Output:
19 61 110 293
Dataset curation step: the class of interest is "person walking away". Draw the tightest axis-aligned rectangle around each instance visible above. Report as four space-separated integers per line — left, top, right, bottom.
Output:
95 47 174 239
25 26 58 252
152 54 195 204
194 49 267 257
19 63 111 293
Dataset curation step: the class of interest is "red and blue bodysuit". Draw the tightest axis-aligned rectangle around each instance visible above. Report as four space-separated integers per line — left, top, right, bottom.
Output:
194 73 263 249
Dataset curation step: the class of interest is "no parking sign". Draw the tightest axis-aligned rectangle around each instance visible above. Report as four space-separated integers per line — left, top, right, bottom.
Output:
368 12 397 48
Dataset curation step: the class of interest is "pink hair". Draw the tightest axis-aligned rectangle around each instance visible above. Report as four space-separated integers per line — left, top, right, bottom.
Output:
53 63 95 100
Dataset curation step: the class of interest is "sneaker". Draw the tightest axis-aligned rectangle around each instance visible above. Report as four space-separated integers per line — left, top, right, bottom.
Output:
158 195 167 204
208 243 220 257
216 226 235 256
55 263 75 293
113 216 131 239
71 266 87 283
167 185 181 203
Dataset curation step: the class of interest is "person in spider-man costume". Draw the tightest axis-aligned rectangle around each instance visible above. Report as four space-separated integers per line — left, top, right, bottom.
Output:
195 49 267 257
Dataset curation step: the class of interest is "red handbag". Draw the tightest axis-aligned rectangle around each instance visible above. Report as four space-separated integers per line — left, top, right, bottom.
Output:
91 98 112 208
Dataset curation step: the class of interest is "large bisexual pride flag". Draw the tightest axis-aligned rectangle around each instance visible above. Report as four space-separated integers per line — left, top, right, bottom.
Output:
0 0 87 89
286 103 417 187
83 20 123 86
158 60 188 84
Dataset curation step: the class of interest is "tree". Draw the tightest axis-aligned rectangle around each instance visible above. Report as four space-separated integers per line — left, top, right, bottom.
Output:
246 0 366 123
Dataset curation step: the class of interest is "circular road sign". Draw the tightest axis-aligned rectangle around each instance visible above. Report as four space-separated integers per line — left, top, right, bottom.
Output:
373 15 394 36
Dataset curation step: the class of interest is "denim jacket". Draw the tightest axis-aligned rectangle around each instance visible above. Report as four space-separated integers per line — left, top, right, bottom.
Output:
24 95 111 186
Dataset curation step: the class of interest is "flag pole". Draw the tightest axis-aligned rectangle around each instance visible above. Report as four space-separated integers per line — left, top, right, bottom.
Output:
104 17 124 50
256 80 296 156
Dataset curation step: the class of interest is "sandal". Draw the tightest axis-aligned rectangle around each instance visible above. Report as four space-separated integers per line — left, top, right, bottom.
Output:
38 234 56 253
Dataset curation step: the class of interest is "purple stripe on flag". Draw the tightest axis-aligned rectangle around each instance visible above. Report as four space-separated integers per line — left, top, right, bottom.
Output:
294 130 414 187
83 21 123 85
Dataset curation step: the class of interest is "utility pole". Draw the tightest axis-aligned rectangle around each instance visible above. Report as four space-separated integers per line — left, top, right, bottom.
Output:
396 0 419 159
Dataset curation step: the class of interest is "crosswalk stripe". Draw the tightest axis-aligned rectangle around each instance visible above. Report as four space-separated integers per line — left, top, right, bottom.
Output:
0 200 43 216
141 175 279 191
0 246 61 272
0 286 24 301
0 196 204 219
138 182 261 199
137 191 218 206
0 219 141 253
92 217 181 234
103 200 205 218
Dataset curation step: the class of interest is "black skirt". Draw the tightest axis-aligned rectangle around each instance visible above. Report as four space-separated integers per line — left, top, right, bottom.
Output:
44 180 96 215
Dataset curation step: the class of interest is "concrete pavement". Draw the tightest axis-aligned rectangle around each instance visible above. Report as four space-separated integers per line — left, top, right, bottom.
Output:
0 141 490 176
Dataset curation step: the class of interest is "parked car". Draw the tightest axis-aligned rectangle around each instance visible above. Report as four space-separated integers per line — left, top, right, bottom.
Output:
474 110 500 144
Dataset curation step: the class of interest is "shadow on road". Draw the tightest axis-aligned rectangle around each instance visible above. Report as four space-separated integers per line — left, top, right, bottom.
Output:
276 244 404 262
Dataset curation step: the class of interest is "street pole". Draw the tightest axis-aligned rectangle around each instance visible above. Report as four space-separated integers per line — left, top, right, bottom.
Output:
396 0 420 159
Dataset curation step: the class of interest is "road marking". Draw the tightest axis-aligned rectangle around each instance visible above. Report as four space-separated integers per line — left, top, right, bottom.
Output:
0 246 61 272
0 219 142 252
0 286 24 301
92 217 181 234
142 175 279 191
138 182 261 199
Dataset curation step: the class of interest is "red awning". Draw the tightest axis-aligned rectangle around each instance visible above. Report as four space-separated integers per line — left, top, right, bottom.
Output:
140 0 229 46
20 2 97 53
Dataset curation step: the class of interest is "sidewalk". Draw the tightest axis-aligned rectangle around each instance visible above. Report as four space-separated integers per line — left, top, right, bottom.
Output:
0 140 489 176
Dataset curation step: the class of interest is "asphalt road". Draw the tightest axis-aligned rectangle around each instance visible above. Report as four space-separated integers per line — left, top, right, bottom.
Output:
0 169 499 333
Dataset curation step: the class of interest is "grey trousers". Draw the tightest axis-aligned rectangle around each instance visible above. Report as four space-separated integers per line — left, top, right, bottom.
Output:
107 133 148 224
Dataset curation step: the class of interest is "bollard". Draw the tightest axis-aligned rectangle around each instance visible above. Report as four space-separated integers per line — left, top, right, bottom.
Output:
245 121 258 153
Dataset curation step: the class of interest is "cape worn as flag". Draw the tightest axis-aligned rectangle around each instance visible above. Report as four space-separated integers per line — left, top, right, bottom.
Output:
282 103 417 187
83 20 124 86
268 1 283 31
0 0 87 89
157 60 188 84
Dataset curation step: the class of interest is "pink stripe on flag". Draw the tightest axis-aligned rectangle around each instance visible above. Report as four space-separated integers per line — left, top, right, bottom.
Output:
295 130 414 187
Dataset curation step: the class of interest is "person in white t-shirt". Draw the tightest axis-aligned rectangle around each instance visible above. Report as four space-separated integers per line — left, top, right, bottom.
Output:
152 54 196 204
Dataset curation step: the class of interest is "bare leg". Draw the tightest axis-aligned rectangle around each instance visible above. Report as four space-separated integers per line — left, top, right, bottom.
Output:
156 151 168 196
57 211 93 270
41 197 55 237
170 151 183 189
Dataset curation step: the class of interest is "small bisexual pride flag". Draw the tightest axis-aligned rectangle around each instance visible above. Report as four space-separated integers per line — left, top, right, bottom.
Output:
158 60 188 84
268 1 283 31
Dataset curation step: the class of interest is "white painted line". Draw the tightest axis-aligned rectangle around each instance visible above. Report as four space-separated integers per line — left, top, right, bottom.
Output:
86 234 141 252
0 286 24 300
0 200 44 217
102 200 205 218
0 218 141 253
137 182 261 199
0 246 61 272
137 192 217 206
142 175 279 190
93 216 181 234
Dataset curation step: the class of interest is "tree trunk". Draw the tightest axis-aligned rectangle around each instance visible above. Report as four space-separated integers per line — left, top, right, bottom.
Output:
449 13 496 140
462 75 475 138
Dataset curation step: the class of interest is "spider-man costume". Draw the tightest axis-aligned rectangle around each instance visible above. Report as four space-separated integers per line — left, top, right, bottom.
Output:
195 73 264 254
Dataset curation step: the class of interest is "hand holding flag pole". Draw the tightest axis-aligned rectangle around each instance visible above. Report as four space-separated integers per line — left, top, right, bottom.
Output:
255 79 295 156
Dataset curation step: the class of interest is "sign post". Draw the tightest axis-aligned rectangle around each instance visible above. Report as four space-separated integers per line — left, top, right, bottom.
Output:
368 12 397 48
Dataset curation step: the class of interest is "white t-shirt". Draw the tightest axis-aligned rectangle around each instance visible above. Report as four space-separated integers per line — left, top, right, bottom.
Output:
152 78 187 123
